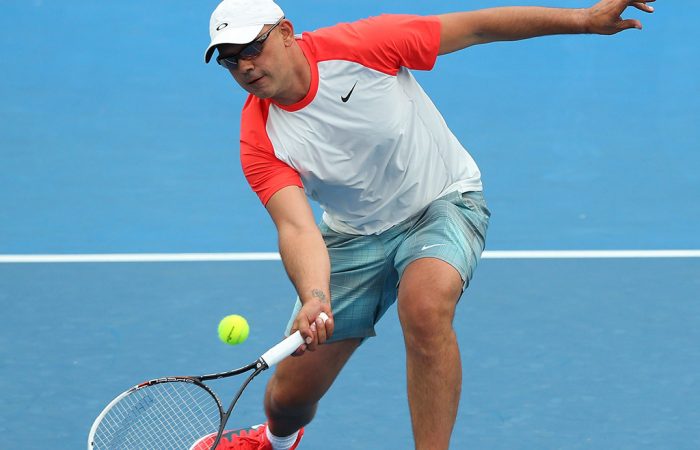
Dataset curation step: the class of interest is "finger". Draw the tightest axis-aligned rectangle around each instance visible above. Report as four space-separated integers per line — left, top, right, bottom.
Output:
631 2 654 12
620 18 643 30
315 316 327 344
325 314 334 339
292 343 308 356
304 320 318 351
295 315 314 346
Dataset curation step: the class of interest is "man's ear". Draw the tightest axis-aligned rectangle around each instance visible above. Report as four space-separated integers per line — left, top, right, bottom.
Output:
279 19 295 46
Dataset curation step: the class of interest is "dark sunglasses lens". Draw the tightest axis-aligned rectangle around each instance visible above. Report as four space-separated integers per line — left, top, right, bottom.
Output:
218 57 237 70
239 41 264 59
216 26 271 70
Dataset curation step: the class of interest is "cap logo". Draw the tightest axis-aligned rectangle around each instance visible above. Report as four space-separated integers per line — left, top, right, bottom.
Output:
216 23 228 31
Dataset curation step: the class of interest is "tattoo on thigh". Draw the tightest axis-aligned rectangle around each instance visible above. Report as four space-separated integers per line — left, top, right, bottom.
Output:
311 289 328 304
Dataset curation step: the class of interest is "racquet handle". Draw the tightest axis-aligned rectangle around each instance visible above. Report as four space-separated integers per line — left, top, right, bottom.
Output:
260 312 329 367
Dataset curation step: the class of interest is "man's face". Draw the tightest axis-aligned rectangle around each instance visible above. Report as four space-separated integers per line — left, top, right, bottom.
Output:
216 21 291 100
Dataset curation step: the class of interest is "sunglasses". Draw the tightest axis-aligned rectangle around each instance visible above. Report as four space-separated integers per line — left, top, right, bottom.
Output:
216 17 284 70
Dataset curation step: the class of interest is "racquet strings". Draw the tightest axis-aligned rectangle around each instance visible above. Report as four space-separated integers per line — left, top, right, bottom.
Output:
91 381 221 450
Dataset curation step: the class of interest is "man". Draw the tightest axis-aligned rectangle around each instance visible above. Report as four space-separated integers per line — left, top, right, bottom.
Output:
202 0 654 448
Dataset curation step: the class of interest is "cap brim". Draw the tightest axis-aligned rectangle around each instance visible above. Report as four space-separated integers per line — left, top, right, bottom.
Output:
204 24 264 63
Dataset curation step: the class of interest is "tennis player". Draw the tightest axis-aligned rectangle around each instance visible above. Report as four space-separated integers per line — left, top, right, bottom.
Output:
203 0 654 448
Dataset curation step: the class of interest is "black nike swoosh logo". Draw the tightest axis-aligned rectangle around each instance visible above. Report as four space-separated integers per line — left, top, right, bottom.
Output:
341 81 358 103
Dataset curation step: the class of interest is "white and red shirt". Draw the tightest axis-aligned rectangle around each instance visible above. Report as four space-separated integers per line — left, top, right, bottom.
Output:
240 14 482 235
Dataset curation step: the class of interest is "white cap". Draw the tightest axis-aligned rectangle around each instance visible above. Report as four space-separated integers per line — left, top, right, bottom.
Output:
204 0 285 63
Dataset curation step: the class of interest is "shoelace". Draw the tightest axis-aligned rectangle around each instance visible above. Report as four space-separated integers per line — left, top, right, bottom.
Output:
219 427 269 449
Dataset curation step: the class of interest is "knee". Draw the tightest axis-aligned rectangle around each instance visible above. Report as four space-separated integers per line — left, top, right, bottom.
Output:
397 291 457 351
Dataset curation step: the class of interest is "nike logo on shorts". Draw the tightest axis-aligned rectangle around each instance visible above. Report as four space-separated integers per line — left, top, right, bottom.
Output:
421 244 446 251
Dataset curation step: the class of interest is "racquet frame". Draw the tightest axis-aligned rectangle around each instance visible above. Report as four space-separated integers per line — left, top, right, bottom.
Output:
88 313 328 450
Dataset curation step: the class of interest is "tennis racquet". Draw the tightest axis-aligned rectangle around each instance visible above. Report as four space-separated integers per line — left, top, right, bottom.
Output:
88 313 328 450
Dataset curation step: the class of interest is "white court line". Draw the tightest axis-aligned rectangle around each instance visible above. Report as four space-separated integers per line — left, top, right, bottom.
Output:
483 250 700 259
1 250 700 264
0 253 281 263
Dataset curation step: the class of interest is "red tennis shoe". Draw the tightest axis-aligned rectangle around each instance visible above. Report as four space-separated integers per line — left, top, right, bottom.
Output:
190 424 304 450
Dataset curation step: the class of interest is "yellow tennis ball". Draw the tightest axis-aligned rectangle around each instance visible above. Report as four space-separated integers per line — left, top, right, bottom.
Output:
217 315 249 345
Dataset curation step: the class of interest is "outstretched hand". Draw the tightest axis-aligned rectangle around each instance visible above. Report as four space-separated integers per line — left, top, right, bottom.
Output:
585 0 655 34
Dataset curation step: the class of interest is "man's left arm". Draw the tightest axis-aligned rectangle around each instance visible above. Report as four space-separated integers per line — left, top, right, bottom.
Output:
438 0 655 55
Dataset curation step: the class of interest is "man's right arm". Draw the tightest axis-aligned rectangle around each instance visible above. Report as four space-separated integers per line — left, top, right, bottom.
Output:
266 185 334 352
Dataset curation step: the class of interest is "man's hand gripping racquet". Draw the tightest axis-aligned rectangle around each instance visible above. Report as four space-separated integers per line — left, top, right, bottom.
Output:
88 313 328 450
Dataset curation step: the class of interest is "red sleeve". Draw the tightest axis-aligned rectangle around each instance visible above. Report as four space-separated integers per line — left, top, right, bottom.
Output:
302 15 441 76
240 96 303 205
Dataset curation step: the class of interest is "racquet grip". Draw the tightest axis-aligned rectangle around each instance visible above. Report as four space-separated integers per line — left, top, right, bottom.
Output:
260 312 328 367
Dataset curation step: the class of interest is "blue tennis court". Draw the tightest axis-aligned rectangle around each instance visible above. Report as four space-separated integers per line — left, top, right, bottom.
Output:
1 0 698 449
2 258 699 448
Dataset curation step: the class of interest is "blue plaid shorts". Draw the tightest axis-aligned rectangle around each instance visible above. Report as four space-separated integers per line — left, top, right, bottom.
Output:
285 190 490 342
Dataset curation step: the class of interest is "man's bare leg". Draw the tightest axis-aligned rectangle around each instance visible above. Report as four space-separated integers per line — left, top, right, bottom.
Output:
265 338 361 437
398 258 464 450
